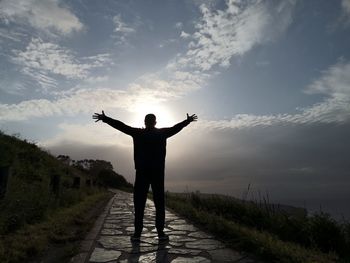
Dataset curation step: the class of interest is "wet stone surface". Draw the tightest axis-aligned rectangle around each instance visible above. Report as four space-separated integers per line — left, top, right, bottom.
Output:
86 190 257 262
90 248 121 262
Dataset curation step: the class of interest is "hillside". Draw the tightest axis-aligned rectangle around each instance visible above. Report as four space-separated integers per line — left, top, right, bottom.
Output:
166 191 350 262
0 131 131 262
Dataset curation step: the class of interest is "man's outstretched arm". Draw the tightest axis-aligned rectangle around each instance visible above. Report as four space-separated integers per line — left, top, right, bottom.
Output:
164 113 198 138
92 110 136 136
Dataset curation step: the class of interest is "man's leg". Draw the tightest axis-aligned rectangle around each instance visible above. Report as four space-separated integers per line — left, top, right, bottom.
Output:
133 170 150 237
150 170 165 235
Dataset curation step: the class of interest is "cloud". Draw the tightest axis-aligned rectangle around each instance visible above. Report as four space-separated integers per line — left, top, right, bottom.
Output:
0 64 205 120
2 0 330 128
171 122 350 202
2 0 347 129
0 88 129 121
195 98 350 132
43 139 135 183
0 0 299 123
158 38 178 48
174 22 183 29
127 0 297 110
128 69 209 103
11 38 112 91
0 28 24 42
185 58 350 131
13 38 89 79
34 111 350 220
41 122 132 148
305 60 350 100
113 14 136 34
180 31 191 39
0 0 83 35
342 0 350 17
41 119 350 207
111 14 139 45
128 0 296 106
174 0 296 71
85 76 109 84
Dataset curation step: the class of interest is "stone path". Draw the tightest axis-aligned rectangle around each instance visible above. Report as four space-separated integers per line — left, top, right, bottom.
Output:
72 190 259 263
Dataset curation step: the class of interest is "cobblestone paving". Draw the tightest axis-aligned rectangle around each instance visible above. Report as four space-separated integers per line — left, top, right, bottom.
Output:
83 190 259 263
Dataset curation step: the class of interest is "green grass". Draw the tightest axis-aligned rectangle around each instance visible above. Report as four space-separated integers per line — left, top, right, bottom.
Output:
166 192 347 263
0 191 112 263
0 132 92 234
0 131 128 262
0 131 131 235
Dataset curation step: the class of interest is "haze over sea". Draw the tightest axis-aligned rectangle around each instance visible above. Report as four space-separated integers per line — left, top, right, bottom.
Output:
1 0 349 220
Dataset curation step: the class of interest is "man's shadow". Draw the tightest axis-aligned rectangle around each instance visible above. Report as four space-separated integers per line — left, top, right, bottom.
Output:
127 240 169 263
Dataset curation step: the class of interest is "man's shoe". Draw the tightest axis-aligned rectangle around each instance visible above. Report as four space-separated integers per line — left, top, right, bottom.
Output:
158 233 169 241
130 234 141 242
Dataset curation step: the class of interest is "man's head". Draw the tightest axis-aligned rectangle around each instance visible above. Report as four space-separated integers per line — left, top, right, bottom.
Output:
144 113 156 128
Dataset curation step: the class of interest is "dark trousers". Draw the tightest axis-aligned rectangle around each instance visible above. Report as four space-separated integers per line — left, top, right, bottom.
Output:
133 169 165 236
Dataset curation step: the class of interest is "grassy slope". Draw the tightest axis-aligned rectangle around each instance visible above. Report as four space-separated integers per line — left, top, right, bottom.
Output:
0 132 114 262
166 192 349 263
0 191 112 263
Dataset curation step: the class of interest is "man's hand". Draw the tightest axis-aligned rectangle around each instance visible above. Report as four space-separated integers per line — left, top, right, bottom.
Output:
187 113 198 123
92 110 107 122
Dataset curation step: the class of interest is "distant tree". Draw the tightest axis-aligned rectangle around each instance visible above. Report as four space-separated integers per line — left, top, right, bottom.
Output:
57 155 71 165
98 169 132 188
72 159 132 189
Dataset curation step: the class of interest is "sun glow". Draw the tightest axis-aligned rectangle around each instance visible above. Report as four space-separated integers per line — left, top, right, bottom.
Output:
130 103 177 128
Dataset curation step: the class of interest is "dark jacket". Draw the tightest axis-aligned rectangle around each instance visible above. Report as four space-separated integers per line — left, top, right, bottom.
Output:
103 117 190 171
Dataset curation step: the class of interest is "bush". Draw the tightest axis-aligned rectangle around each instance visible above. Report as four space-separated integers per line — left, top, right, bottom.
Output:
166 192 350 259
308 212 347 255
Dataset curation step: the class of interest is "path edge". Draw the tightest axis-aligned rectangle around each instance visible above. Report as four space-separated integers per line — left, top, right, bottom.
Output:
70 192 116 263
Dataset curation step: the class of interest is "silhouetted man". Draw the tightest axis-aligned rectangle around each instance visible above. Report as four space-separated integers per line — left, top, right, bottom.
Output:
93 111 197 241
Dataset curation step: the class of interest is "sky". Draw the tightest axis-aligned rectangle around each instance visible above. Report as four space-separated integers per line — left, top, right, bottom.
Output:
1 0 350 217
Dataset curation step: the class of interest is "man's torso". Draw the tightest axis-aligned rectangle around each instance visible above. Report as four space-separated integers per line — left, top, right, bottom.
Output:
132 128 167 171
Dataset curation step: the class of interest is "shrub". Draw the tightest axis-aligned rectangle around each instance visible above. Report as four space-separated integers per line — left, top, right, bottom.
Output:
166 192 350 259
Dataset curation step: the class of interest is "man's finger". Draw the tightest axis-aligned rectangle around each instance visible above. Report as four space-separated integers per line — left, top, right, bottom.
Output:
95 119 100 122
102 110 105 115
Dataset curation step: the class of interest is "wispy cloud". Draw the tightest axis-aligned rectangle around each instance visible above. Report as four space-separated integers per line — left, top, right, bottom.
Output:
127 1 296 105
11 38 112 91
0 28 24 42
174 0 295 71
342 0 350 18
40 122 132 148
113 14 136 34
112 14 137 44
0 89 126 121
180 31 191 39
13 38 90 79
305 60 350 100
197 61 350 131
174 22 183 29
196 97 350 131
8 1 342 129
1 0 296 120
122 0 296 107
0 0 83 35
158 38 178 48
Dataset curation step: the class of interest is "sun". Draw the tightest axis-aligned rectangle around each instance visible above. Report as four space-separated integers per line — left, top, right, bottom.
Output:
130 103 176 128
